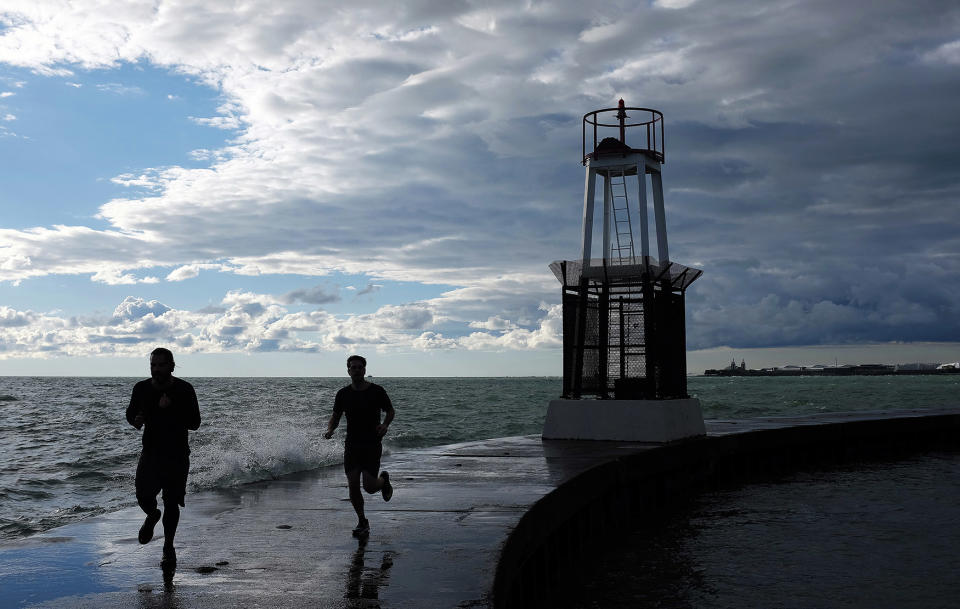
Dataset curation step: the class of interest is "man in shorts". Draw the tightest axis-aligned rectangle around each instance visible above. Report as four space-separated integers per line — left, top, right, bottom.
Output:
126 347 201 570
324 354 395 537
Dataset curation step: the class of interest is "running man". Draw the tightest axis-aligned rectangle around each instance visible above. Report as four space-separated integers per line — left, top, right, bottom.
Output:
323 355 395 537
126 347 201 570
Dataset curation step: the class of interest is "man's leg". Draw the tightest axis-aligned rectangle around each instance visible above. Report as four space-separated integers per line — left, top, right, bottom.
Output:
361 471 385 493
136 488 160 515
361 443 393 501
136 491 162 544
159 458 188 567
161 499 180 549
347 468 370 536
160 499 179 567
347 468 365 522
135 456 162 544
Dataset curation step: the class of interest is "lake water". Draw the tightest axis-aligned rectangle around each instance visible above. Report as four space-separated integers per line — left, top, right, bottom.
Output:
572 451 960 609
1 374 958 542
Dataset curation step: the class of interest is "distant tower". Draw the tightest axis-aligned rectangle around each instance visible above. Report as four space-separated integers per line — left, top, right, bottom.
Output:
543 100 705 442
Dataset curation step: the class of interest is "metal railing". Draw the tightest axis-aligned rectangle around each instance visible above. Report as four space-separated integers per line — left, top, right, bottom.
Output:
582 104 665 165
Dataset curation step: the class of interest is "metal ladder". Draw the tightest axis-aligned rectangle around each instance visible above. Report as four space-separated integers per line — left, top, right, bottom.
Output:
606 167 645 383
608 167 635 265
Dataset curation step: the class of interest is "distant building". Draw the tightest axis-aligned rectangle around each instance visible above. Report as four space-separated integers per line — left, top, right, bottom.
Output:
895 362 940 372
705 358 748 376
703 360 957 376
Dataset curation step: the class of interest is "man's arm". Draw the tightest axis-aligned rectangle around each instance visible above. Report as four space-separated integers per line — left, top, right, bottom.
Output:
126 384 144 429
324 390 344 439
376 404 395 438
376 389 394 438
323 410 342 439
183 382 201 431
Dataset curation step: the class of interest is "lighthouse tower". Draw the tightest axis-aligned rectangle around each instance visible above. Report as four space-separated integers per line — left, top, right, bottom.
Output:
542 100 706 442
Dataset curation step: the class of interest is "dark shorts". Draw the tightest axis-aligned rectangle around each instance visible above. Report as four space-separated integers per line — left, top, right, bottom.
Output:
343 441 382 477
135 452 190 507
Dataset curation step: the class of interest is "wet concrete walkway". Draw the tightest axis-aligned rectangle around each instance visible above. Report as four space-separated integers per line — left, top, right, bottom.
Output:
2 407 957 609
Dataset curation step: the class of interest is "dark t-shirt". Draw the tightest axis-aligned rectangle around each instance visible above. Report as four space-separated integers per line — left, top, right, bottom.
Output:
126 377 201 458
333 383 392 444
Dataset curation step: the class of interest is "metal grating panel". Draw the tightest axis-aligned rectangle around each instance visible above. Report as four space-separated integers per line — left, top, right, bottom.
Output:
557 260 691 400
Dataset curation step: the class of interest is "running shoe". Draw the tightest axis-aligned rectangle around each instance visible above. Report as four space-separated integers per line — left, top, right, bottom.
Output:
138 509 161 544
352 519 370 538
381 471 393 502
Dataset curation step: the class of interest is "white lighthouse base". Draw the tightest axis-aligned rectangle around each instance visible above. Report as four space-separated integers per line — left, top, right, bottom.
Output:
542 398 706 442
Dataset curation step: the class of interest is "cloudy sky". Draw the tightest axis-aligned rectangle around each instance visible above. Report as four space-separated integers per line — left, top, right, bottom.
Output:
1 0 959 377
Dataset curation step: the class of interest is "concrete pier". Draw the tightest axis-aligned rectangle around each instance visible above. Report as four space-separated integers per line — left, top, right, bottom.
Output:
2 407 958 609
542 398 706 441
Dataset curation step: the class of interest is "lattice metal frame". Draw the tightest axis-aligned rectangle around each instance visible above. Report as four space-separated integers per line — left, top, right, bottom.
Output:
552 259 700 400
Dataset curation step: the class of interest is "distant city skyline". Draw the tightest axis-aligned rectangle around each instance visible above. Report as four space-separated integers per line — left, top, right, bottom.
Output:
2 1 960 377
1 342 957 378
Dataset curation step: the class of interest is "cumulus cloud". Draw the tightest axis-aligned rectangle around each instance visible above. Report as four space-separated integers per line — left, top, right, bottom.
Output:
460 304 562 350
112 296 171 320
406 301 563 352
0 286 566 360
167 264 207 281
0 306 35 327
219 290 285 318
369 304 435 330
92 268 160 285
1 0 960 360
468 315 518 331
0 254 31 271
411 331 458 350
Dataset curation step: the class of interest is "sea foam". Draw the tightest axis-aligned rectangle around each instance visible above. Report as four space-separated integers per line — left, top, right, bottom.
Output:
189 419 343 490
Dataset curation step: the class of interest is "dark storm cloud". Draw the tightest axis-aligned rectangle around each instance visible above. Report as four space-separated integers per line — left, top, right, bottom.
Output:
620 1 960 349
3 0 960 356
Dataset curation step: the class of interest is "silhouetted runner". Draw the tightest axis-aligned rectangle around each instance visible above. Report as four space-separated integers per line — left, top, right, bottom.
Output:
324 355 395 537
126 347 201 571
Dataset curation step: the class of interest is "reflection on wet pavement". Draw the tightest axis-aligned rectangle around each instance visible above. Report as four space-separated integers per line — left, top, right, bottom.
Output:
345 536 395 607
135 565 181 609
